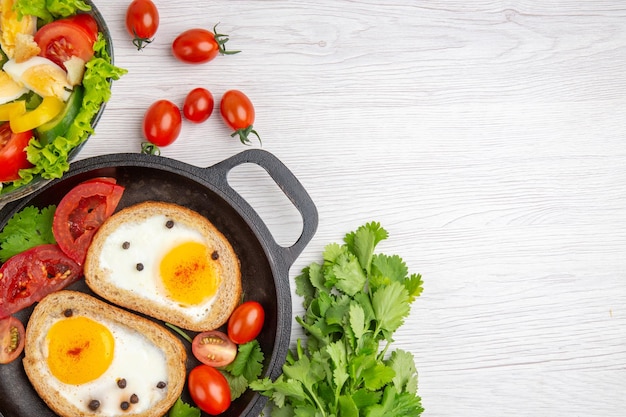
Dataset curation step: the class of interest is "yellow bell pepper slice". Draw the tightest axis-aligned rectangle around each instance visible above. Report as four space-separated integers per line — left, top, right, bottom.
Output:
0 100 26 121
10 96 64 133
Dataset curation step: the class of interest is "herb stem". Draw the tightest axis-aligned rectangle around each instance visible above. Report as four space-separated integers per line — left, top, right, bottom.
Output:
165 322 193 343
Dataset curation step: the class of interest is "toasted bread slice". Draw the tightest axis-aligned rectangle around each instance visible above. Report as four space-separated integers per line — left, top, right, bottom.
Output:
23 290 187 417
83 201 242 331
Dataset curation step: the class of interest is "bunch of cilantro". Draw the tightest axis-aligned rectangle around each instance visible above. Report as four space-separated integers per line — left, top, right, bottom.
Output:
251 222 424 417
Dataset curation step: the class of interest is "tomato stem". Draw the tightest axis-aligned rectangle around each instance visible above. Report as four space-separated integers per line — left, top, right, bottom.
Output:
141 141 161 155
213 23 241 56
132 29 154 51
165 322 193 344
231 125 261 146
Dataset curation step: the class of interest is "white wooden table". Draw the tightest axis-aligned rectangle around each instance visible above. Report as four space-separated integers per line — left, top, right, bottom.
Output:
28 1 626 415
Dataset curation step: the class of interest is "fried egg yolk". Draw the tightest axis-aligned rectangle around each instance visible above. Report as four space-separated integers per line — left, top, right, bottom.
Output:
46 316 115 385
159 241 220 305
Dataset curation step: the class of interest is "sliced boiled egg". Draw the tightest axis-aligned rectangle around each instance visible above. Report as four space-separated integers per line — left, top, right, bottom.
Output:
0 70 27 104
0 0 37 59
3 56 72 101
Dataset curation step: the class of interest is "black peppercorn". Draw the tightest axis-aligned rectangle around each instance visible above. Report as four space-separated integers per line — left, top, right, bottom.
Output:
166 220 174 229
63 309 73 317
130 394 139 404
88 400 100 411
117 378 127 389
211 251 219 260
156 381 166 389
122 241 130 249
120 401 130 411
136 263 144 271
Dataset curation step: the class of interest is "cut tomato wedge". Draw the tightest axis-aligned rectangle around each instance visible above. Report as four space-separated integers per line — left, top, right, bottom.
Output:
52 178 124 265
0 244 82 319
34 16 97 69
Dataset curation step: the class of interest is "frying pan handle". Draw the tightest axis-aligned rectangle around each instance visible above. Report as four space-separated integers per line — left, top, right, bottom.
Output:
205 149 318 270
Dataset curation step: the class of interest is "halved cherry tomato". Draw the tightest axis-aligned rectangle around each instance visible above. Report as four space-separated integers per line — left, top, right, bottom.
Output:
192 330 237 368
52 178 124 265
188 364 231 415
183 87 214 123
126 0 159 50
34 16 97 69
0 122 33 182
142 99 182 147
172 25 239 64
0 244 82 319
0 316 25 364
227 301 265 345
219 90 260 145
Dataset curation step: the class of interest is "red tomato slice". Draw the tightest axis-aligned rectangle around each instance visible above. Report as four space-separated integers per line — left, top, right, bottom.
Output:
0 316 25 364
63 13 99 45
52 178 124 265
0 122 33 182
34 17 97 69
0 244 82 319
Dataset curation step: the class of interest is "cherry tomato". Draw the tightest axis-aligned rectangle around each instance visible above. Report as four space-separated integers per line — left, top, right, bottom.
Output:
0 122 33 182
188 364 231 415
192 330 237 368
126 0 159 50
172 24 239 64
0 245 82 319
227 301 265 345
34 16 96 69
142 100 182 148
183 88 214 123
52 178 125 265
0 317 25 364
219 90 260 145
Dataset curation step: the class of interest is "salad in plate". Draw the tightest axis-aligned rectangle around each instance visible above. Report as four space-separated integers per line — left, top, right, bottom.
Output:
0 0 126 197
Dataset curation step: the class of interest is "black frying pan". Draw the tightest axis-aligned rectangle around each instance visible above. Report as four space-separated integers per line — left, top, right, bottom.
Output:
0 149 318 417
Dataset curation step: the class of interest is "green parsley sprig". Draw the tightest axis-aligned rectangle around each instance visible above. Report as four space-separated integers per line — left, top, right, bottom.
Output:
0 205 56 263
251 222 424 416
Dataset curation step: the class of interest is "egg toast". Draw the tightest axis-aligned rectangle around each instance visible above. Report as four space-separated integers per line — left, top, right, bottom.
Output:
23 290 187 417
83 201 242 331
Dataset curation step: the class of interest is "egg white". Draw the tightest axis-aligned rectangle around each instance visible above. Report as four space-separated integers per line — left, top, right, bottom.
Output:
38 316 169 415
97 214 218 322
3 56 72 101
0 70 27 104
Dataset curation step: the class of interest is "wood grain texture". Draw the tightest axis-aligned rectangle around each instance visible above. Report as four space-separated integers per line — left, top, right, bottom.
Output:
7 1 626 415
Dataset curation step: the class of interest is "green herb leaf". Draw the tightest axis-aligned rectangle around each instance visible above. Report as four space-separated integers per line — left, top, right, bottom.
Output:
251 223 423 416
372 281 410 337
167 398 200 417
0 205 56 262
225 340 264 380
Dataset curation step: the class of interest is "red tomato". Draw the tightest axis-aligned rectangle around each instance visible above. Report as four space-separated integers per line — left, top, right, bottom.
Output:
126 0 159 50
188 364 231 415
0 316 25 364
0 245 82 319
64 13 99 44
183 88 214 123
219 90 260 145
142 100 182 147
34 16 96 69
0 122 33 182
52 178 124 265
192 330 237 368
172 25 239 64
227 301 265 344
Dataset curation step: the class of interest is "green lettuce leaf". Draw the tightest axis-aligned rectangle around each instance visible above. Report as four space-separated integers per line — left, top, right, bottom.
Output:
13 0 91 24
